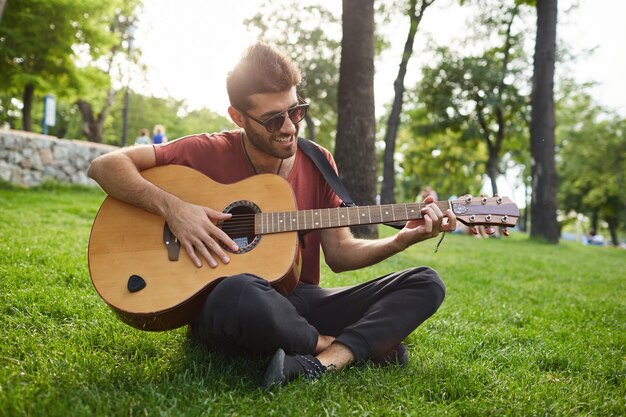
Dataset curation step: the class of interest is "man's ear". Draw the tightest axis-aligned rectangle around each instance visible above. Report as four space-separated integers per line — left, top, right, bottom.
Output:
228 106 245 128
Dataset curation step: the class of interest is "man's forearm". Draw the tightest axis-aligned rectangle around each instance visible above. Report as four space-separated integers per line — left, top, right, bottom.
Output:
324 231 407 273
87 149 178 218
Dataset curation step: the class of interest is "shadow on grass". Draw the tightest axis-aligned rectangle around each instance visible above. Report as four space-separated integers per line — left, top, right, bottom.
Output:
159 330 270 393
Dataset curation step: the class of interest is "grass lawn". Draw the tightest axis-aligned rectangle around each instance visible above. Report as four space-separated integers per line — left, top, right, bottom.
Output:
0 183 624 416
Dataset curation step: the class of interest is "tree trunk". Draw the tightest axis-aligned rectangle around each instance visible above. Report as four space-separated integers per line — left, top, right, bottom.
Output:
606 216 618 246
591 209 598 234
22 83 34 132
530 0 559 243
0 0 7 24
380 0 433 204
334 0 377 238
486 152 499 196
76 89 115 143
304 113 316 142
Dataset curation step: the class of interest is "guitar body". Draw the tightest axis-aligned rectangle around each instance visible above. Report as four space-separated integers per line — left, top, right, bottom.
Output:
88 165 301 331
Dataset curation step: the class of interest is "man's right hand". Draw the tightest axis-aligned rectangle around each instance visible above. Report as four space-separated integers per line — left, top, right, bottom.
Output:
164 200 240 268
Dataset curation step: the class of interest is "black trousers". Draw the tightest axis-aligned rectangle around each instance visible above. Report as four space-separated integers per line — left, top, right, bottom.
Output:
190 267 445 362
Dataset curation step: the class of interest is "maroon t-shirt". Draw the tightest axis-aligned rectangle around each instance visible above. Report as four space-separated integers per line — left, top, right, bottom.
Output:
153 130 342 285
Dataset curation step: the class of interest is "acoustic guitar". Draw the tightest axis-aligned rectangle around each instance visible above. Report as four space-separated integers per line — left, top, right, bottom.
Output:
88 165 519 331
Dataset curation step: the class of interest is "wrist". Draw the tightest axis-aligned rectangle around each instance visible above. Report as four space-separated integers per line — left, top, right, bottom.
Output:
391 233 410 253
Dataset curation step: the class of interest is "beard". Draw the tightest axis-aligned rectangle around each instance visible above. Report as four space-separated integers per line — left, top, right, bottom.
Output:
244 123 299 160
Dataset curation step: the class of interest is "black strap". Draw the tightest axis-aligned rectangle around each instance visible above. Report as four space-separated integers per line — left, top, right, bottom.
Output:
298 137 355 207
298 137 405 230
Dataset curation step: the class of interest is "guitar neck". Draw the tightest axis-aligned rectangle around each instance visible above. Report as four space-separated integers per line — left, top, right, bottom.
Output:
256 201 448 234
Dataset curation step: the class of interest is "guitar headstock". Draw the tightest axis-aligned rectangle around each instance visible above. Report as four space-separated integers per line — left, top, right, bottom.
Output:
451 195 519 228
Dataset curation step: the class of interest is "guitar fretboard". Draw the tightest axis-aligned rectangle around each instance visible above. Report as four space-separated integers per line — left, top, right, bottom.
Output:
255 202 441 234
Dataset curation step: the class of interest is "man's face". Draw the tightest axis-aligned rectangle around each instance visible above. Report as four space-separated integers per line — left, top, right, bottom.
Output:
242 87 301 160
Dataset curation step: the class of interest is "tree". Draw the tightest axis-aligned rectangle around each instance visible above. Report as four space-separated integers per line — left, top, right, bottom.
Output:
412 2 529 198
0 0 6 23
402 104 487 200
102 90 231 146
334 0 377 238
0 0 123 132
529 0 559 243
380 0 435 204
557 87 626 246
75 1 142 143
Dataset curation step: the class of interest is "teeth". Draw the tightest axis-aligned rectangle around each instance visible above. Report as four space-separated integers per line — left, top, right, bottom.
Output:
275 137 291 143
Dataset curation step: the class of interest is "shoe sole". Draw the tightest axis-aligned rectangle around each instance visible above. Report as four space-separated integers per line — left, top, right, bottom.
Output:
261 348 286 391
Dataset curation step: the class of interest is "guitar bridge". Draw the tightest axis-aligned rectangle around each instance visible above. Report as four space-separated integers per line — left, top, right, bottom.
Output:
163 223 180 261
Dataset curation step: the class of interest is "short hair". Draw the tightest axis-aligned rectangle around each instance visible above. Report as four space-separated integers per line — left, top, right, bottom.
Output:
226 42 302 111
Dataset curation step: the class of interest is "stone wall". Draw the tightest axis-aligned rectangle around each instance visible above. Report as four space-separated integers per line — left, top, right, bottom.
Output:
0 129 117 187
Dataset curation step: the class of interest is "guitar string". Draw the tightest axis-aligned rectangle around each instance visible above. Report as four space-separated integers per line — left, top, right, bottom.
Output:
215 199 507 226
216 201 474 227
216 201 466 223
216 200 511 235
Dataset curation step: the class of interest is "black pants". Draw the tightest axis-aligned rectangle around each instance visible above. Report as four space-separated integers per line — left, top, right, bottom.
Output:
190 267 445 362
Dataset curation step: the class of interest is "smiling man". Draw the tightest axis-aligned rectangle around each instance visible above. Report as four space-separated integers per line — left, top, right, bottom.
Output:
88 41 455 390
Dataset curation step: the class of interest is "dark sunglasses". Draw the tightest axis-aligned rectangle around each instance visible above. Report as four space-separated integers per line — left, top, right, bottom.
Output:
242 103 309 133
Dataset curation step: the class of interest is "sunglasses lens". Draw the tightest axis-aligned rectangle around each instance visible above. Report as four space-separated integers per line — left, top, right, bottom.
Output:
288 105 308 124
264 115 286 133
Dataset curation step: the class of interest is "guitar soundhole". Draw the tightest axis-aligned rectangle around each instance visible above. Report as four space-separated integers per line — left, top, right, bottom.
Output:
219 200 261 254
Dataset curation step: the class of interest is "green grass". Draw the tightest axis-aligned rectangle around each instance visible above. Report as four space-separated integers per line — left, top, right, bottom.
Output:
1 184 624 416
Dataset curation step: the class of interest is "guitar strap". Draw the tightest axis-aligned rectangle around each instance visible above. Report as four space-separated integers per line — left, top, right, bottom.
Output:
298 137 405 230
297 137 355 208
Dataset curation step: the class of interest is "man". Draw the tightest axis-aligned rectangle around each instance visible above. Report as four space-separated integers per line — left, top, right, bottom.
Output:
88 42 456 390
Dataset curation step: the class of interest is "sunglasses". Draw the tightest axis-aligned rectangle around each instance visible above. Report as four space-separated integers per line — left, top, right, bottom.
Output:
242 103 309 133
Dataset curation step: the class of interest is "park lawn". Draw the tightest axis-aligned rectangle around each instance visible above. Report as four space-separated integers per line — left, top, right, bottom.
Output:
0 183 624 417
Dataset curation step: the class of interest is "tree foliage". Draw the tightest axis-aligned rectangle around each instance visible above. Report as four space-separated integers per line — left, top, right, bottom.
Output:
0 0 126 131
408 1 530 201
104 91 232 146
557 85 626 245
401 103 486 200
380 0 436 204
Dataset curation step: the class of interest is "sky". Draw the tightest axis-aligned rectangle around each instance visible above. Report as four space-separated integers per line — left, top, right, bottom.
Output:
132 0 626 119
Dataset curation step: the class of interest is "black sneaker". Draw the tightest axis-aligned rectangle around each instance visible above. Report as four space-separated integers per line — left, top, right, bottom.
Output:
370 343 409 367
262 348 327 390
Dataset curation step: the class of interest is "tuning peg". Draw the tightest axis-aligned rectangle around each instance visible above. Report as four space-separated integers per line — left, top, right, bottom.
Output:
470 226 479 235
502 227 509 237
485 226 496 235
